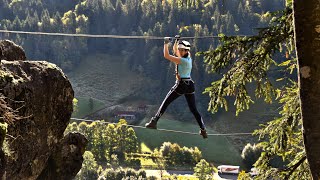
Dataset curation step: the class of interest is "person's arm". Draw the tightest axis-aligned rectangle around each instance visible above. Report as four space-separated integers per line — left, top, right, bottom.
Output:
172 39 180 57
164 43 181 64
173 41 183 58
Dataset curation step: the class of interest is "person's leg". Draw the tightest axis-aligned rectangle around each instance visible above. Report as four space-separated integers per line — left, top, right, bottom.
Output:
184 93 205 129
146 84 181 129
185 93 207 138
154 90 181 120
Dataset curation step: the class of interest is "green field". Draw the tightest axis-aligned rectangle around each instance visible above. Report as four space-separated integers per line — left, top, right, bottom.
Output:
72 97 105 118
67 53 251 167
70 95 244 167
136 118 243 166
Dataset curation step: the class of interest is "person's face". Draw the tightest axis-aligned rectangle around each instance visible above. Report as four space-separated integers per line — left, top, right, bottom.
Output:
178 48 188 56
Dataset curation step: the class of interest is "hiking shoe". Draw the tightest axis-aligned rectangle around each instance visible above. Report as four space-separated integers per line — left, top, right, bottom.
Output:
145 119 157 129
200 129 208 139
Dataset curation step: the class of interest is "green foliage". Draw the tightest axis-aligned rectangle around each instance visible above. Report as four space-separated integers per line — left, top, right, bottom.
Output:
159 141 202 167
253 81 310 179
241 143 262 171
72 98 78 113
65 119 139 166
237 171 253 180
124 157 141 168
75 151 99 180
152 148 166 176
201 8 311 179
199 8 294 116
99 167 146 180
147 176 157 180
66 119 210 178
193 159 214 180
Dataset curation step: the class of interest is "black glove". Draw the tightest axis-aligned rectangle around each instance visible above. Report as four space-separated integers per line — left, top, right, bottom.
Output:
164 37 172 44
174 35 181 41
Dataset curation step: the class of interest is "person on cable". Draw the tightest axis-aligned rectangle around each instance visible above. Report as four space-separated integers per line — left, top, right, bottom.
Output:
145 36 208 139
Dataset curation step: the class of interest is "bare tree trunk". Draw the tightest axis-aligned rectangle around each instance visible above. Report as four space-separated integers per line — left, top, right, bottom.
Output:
294 0 320 179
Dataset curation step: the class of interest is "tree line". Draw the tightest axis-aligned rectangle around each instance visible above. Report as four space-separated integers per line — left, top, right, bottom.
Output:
0 0 284 85
65 119 215 179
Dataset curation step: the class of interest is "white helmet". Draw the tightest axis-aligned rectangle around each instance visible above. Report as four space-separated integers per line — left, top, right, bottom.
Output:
178 40 191 50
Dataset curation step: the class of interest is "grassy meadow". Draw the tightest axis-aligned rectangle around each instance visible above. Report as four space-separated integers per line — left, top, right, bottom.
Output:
71 96 243 166
136 118 243 166
72 97 105 118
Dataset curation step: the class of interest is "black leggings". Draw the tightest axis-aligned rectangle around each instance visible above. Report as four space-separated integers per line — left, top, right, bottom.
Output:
154 80 205 129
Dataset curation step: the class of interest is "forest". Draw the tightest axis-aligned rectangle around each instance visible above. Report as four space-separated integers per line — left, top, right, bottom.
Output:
0 0 286 124
0 0 283 79
3 0 317 179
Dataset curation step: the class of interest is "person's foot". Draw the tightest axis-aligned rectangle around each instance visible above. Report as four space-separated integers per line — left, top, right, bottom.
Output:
145 118 157 129
199 129 208 139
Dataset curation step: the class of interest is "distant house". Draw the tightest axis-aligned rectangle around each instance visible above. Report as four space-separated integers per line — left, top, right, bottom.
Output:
217 165 240 174
117 111 136 121
137 103 147 112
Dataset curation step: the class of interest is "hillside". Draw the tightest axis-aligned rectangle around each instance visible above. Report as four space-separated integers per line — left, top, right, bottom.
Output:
68 53 278 150
68 53 158 107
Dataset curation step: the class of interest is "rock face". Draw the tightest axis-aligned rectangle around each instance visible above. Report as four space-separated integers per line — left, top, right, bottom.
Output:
37 132 88 180
0 40 87 179
0 40 26 61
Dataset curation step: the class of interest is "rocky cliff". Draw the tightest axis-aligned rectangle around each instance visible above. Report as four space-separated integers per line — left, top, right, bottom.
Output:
0 40 87 180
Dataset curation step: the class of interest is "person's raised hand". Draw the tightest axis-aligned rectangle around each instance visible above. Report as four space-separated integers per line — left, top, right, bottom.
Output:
164 37 172 44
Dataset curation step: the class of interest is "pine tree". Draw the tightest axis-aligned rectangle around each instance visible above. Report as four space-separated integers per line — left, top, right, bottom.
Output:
12 15 22 31
236 1 246 32
199 6 313 179
23 11 33 31
52 12 63 33
33 11 40 27
40 9 51 32
167 0 178 35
